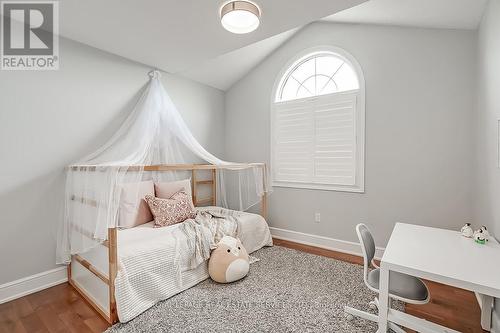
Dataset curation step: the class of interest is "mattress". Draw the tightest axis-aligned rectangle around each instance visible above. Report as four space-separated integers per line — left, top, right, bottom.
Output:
118 207 272 254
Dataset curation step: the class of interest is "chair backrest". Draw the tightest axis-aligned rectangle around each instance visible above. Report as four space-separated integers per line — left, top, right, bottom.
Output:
356 223 376 282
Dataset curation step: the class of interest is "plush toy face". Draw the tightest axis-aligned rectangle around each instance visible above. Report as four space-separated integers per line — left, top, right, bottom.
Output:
474 229 486 244
208 236 249 283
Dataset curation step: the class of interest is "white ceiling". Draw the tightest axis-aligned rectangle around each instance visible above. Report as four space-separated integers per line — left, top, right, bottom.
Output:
180 28 299 91
324 0 489 30
59 0 366 75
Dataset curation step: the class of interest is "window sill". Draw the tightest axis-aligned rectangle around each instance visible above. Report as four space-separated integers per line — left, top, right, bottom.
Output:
272 181 365 193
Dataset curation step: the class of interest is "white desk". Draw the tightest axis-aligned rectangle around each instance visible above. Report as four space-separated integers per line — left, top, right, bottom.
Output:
377 223 500 333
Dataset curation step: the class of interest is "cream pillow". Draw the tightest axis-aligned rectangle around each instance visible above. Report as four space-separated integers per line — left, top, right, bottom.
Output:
155 178 193 201
118 180 154 228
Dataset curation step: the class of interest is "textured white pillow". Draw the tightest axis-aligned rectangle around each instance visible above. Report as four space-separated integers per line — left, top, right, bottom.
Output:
118 180 154 228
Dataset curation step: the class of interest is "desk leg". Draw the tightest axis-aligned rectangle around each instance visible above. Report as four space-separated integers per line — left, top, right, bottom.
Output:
481 294 493 331
377 266 390 333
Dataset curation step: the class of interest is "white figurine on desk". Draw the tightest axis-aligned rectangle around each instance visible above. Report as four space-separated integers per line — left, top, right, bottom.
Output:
480 226 490 241
461 223 490 244
474 228 488 244
461 223 474 238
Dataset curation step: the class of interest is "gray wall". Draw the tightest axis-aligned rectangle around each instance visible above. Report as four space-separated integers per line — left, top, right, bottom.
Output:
475 0 500 329
225 22 477 246
475 0 500 238
0 38 225 284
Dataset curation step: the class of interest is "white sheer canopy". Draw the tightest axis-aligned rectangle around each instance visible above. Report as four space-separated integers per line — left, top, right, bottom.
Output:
56 70 269 264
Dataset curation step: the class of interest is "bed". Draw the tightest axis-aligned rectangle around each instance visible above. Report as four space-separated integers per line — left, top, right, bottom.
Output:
67 163 271 323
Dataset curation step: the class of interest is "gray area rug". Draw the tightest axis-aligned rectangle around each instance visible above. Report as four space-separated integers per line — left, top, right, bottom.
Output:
106 246 400 333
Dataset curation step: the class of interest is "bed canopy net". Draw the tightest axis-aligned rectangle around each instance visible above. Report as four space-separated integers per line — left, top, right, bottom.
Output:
56 70 269 264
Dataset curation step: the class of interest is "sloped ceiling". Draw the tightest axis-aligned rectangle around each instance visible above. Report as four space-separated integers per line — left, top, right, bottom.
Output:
324 0 488 30
179 28 299 91
59 0 366 75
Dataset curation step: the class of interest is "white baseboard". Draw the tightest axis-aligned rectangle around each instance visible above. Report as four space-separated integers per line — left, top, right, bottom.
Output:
270 227 385 260
0 267 68 304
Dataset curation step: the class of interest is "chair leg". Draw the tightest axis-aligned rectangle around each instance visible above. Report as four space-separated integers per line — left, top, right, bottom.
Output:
344 305 406 333
344 305 378 322
389 322 407 333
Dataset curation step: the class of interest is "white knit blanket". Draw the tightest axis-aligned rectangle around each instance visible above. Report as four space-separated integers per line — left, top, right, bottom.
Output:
114 207 259 322
176 207 240 271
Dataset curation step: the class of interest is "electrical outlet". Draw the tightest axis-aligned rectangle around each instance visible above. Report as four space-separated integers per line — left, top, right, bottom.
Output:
314 213 321 223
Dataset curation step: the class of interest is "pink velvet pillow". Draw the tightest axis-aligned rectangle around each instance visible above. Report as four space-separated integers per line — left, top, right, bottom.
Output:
145 191 196 228
118 180 154 228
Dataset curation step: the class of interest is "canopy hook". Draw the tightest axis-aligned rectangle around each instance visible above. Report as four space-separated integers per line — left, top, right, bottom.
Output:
148 69 161 79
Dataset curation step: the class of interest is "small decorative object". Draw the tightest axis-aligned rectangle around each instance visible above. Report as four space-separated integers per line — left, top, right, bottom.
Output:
480 226 490 242
474 229 486 244
460 223 474 238
209 236 249 283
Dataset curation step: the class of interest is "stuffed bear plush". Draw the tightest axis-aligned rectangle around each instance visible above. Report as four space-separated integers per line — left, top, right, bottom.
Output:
209 236 249 283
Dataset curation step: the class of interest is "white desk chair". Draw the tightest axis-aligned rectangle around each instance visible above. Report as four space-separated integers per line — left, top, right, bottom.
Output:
344 224 430 333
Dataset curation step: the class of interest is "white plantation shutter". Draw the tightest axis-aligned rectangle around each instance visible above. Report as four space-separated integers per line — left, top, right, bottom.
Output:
272 91 360 190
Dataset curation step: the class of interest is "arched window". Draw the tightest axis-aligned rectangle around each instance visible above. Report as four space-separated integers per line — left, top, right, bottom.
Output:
272 47 365 192
276 52 359 102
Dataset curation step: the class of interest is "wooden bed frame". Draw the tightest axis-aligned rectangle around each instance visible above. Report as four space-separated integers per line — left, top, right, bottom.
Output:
67 163 268 324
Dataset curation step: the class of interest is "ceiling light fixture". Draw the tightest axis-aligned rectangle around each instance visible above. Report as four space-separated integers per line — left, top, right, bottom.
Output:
220 1 261 34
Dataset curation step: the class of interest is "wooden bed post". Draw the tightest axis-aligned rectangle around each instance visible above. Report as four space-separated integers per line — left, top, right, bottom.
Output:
67 262 72 281
108 227 118 324
212 168 217 206
192 170 197 205
261 164 268 220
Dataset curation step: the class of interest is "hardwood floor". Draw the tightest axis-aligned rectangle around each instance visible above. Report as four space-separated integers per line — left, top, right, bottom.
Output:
0 239 487 332
0 283 109 333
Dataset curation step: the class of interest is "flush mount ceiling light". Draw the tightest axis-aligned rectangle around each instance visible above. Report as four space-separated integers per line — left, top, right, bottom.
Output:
220 1 261 34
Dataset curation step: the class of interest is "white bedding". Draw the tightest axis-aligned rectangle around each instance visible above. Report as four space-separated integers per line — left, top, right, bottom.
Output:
114 207 272 322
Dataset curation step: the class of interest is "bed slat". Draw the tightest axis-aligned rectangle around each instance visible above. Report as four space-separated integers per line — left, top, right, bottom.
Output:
73 254 109 285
